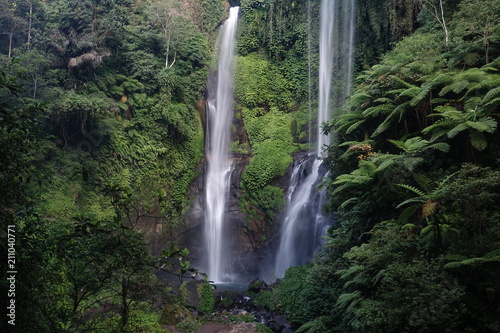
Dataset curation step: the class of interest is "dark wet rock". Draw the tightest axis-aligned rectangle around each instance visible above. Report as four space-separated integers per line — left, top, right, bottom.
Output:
247 278 268 294
180 280 202 309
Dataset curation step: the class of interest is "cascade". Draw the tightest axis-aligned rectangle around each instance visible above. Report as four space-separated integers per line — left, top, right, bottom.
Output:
273 0 356 279
204 6 239 283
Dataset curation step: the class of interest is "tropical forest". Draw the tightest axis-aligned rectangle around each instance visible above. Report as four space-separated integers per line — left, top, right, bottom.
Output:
1 0 499 332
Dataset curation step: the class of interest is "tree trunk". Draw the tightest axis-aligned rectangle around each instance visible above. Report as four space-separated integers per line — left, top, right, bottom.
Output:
27 3 32 50
120 278 129 332
33 77 37 99
439 0 449 48
8 31 13 58
484 35 490 64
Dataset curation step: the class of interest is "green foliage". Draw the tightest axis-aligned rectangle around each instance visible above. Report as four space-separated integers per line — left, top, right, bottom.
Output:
199 0 226 34
1 1 212 331
253 291 276 312
451 0 500 64
235 54 293 110
256 323 274 333
198 280 215 313
176 318 202 333
274 265 311 325
285 4 500 333
239 104 296 192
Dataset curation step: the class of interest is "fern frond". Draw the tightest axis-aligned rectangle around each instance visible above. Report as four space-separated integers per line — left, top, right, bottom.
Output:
345 120 366 134
403 156 423 171
428 142 450 152
332 183 355 195
399 86 420 98
429 129 450 142
482 86 500 104
466 117 497 133
397 183 426 197
396 198 426 209
376 157 397 172
485 249 500 259
431 73 453 86
339 265 365 280
362 103 394 117
456 68 486 82
420 225 433 235
389 75 414 88
339 140 375 147
339 197 359 210
469 131 488 151
335 291 362 310
443 261 465 269
349 92 372 106
410 83 433 106
397 206 419 224
464 96 482 110
373 97 394 103
413 173 435 193
296 321 316 333
447 123 468 138
484 97 500 107
441 253 468 261
372 269 386 286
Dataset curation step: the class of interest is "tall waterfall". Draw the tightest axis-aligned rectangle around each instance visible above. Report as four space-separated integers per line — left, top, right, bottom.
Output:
205 7 239 283
273 0 355 279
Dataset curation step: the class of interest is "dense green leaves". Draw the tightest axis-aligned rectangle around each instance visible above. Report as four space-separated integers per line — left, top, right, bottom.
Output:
275 2 500 332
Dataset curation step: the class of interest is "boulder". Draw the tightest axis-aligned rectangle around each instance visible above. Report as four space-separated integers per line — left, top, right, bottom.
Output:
180 280 201 308
159 304 194 326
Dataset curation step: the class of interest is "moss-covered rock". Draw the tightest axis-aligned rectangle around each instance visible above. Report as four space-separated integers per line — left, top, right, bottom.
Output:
159 304 195 326
180 280 202 309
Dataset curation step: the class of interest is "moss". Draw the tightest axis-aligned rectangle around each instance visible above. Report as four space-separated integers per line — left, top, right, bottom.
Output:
159 304 194 326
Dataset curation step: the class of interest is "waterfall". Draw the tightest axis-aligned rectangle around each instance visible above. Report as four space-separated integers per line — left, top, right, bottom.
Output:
273 0 356 279
274 157 321 277
204 6 239 283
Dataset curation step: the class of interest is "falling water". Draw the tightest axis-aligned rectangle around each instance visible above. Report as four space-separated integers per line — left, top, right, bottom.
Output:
273 0 356 278
274 157 321 277
205 6 239 283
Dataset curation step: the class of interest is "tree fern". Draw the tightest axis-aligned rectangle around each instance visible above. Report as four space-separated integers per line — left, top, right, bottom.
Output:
339 197 359 210
389 75 414 88
413 173 435 194
348 92 372 106
338 265 366 280
466 117 497 133
484 97 500 107
396 183 426 198
468 130 488 151
409 83 433 107
335 112 365 134
482 86 500 104
362 103 395 118
444 249 500 269
399 86 420 98
335 291 362 311
440 79 469 96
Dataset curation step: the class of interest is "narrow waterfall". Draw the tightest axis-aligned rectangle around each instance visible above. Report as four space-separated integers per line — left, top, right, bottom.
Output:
273 0 356 279
205 7 239 283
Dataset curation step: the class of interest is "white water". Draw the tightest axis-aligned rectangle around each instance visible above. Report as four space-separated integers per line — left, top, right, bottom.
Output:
205 7 239 283
273 0 356 279
274 158 321 277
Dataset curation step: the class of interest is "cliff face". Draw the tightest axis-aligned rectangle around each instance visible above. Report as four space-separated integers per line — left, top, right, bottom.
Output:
178 99 278 281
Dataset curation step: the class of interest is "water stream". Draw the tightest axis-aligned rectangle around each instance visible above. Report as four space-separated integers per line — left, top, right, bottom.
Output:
273 0 356 279
204 7 240 283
